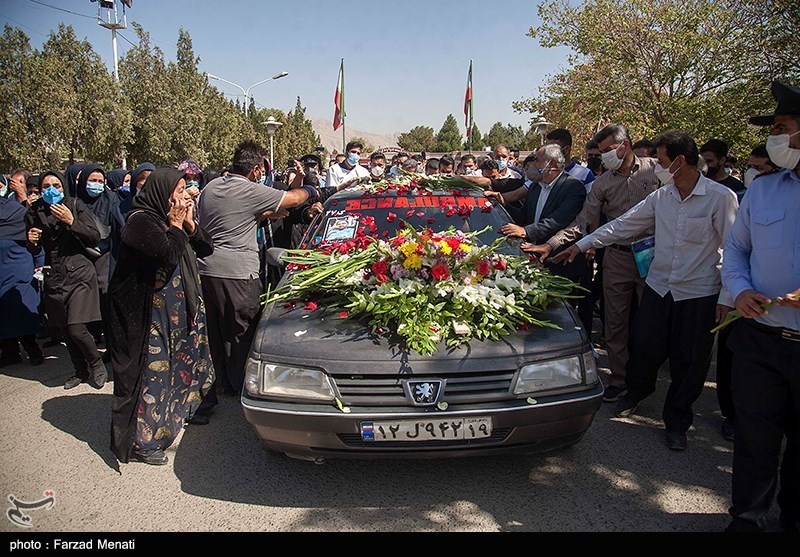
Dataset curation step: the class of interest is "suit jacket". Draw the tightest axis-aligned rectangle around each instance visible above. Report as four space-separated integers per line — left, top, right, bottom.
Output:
508 173 587 244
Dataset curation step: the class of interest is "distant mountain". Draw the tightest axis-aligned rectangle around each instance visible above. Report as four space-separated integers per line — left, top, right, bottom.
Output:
311 118 399 153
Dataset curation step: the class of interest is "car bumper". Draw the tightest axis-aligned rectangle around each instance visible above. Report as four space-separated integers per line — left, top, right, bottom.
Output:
241 382 603 460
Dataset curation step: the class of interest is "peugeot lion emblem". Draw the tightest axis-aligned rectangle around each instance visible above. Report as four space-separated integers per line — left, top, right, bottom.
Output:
406 380 444 406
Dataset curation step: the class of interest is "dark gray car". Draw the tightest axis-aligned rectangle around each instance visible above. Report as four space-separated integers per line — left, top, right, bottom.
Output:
242 189 603 461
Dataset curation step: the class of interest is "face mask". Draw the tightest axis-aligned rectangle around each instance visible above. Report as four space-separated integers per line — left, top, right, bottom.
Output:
724 167 733 176
654 158 680 186
0 186 6 197
85 181 105 197
743 167 759 188
257 173 266 185
120 184 131 193
370 165 384 177
42 186 64 205
601 143 625 171
347 153 360 166
186 180 199 189
766 131 800 170
496 159 508 171
525 164 542 182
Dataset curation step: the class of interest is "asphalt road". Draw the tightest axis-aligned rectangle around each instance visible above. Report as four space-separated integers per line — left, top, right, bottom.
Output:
0 336 782 533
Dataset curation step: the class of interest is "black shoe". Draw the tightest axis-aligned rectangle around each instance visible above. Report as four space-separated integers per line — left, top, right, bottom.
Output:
91 362 108 389
603 385 628 403
187 414 210 426
64 376 84 390
0 354 23 368
721 418 735 442
614 397 638 418
132 449 169 466
42 338 63 348
220 388 238 397
665 430 687 451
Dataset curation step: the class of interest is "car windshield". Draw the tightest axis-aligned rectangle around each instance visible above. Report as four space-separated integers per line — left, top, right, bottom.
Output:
306 192 521 255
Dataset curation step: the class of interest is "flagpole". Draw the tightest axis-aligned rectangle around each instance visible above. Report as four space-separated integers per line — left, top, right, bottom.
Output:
341 58 346 152
469 60 473 153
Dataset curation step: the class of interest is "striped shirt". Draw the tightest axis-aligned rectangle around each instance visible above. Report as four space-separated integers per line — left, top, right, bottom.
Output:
546 155 661 249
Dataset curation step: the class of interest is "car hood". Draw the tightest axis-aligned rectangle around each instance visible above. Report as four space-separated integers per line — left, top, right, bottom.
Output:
251 299 588 374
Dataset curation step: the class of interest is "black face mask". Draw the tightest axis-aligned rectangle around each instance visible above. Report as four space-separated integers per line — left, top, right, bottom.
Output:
705 164 719 176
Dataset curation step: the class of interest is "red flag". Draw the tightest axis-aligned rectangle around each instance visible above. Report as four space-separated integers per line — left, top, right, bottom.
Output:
464 60 473 136
333 59 344 131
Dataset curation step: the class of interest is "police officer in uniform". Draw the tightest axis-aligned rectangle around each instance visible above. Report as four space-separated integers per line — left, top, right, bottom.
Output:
722 80 800 532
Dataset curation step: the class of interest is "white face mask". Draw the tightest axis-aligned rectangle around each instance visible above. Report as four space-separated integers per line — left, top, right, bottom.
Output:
743 167 759 188
601 143 625 171
766 131 800 170
370 165 384 177
654 158 680 186
724 167 733 176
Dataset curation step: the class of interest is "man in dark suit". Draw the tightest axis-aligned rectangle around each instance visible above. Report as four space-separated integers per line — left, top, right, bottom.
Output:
491 144 593 332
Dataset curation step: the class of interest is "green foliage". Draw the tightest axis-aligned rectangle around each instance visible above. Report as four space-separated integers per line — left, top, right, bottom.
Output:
514 0 799 161
433 114 463 152
484 122 526 151
463 123 483 151
397 125 436 152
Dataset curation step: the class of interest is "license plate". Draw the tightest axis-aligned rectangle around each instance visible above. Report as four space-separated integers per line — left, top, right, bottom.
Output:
360 417 492 442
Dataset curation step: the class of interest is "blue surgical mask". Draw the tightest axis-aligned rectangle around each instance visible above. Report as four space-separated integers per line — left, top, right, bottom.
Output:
43 186 64 205
85 181 105 197
347 153 360 166
257 174 266 185
186 180 199 189
497 159 508 171
120 184 131 193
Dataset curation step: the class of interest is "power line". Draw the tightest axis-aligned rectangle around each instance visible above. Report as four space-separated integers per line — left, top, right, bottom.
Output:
26 0 95 20
0 9 49 37
116 31 137 48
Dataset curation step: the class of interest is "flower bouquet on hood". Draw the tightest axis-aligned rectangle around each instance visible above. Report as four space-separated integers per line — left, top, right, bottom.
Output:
265 225 580 355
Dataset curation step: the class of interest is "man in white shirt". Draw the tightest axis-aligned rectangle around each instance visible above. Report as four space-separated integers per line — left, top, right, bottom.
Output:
493 144 522 179
325 141 370 191
553 130 739 451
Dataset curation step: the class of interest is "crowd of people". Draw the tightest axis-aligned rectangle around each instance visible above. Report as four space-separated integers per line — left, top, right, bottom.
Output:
0 80 797 532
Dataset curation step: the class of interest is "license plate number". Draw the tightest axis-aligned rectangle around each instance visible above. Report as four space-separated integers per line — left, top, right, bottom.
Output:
360 417 492 442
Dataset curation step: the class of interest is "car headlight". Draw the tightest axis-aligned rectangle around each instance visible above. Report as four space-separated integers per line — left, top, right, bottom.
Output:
583 350 599 385
513 356 583 395
244 358 335 402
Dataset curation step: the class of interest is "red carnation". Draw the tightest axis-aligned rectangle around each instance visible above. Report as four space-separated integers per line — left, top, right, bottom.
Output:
445 237 461 252
387 212 397 223
445 207 456 217
406 209 415 218
382 230 389 237
477 259 490 276
492 258 507 271
457 205 472 216
481 201 493 213
416 212 425 217
338 311 349 318
304 301 318 311
431 262 451 281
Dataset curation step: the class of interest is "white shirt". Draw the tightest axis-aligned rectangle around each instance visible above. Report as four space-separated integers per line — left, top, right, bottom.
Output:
576 174 738 305
534 172 562 223
325 163 370 189
499 167 522 180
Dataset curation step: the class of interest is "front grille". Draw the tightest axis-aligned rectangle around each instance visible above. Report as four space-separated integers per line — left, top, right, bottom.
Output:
331 370 516 407
338 428 512 448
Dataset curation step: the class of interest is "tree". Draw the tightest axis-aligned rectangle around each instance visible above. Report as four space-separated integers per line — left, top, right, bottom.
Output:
484 122 525 151
0 25 37 170
348 136 375 153
433 114 463 152
463 123 483 151
397 126 435 152
513 0 799 160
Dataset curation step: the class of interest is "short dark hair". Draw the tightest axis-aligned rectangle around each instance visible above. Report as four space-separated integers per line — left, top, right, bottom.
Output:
439 155 455 168
585 139 599 151
594 124 630 146
412 154 425 163
10 168 31 181
510 148 520 157
653 130 699 165
396 152 409 159
727 155 738 165
546 128 573 147
370 152 386 163
345 141 363 152
479 158 499 172
231 140 267 175
699 139 729 159
523 153 537 165
425 158 440 170
750 144 769 159
460 154 475 164
632 139 655 156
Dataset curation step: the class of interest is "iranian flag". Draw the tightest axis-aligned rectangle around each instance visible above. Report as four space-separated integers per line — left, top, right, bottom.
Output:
333 59 344 131
464 60 473 136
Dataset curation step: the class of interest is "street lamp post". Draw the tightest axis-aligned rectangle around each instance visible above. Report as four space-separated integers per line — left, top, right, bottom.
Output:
205 71 289 118
262 116 283 166
533 116 553 146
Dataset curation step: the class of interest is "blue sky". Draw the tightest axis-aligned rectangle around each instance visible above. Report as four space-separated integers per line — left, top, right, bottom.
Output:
1 0 573 137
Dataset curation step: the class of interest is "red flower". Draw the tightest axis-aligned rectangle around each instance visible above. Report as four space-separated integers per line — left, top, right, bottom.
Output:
481 201 493 213
445 237 461 252
517 323 530 331
492 258 507 271
445 207 456 217
431 262 451 281
528 254 540 263
427 217 435 224
406 209 415 218
283 302 296 309
382 230 389 237
477 259 490 276
372 259 388 276
387 212 397 223
338 311 349 318
452 190 462 197
457 205 472 216
304 301 318 311
416 212 425 217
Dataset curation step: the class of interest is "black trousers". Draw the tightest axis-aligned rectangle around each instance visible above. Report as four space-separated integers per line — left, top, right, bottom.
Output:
728 319 800 531
201 276 262 401
625 286 717 433
61 323 102 377
0 336 42 360
716 323 736 420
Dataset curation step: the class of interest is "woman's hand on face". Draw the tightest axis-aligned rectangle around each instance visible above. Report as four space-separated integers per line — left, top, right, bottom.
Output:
50 203 74 226
168 196 188 229
183 198 196 234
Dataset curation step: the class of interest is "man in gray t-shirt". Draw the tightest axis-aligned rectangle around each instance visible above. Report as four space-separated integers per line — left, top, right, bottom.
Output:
195 141 316 418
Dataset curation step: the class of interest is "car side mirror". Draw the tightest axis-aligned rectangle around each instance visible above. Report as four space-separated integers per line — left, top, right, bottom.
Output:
265 247 286 268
